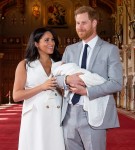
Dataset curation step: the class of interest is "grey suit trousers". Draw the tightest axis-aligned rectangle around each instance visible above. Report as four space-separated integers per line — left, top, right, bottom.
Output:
63 104 106 150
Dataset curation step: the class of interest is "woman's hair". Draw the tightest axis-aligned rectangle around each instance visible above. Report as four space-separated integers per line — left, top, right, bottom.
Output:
25 27 61 64
74 6 99 22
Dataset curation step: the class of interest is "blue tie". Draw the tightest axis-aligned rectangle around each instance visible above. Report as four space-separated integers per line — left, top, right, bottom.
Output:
71 44 88 105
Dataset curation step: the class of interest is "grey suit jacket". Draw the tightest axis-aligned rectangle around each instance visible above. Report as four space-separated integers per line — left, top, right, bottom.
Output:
57 37 123 129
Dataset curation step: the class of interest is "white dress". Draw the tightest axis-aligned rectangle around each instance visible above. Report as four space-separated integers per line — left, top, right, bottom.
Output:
18 60 65 150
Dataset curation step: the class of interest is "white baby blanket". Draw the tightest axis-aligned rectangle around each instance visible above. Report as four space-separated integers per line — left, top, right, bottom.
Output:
52 62 109 127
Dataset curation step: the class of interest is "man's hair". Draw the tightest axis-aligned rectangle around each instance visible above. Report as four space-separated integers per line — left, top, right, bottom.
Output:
74 6 99 22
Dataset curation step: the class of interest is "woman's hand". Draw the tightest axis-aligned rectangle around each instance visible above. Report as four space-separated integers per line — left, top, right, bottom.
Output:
41 77 57 91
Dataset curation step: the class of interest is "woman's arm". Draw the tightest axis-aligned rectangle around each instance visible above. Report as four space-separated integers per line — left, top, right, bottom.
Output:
13 60 57 102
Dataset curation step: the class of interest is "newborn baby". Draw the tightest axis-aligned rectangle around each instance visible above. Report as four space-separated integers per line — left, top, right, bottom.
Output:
51 61 110 127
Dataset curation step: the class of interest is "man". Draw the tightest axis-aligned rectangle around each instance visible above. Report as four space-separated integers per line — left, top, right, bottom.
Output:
57 6 123 150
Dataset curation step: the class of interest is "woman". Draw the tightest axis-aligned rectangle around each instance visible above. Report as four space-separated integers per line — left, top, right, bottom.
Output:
13 27 65 150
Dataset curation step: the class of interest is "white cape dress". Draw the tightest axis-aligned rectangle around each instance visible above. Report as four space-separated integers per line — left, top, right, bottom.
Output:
18 60 65 150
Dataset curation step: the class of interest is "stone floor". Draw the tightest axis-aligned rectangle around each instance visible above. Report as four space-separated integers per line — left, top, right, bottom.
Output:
117 107 135 120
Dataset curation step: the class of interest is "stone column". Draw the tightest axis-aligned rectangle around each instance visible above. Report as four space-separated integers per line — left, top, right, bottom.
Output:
117 91 120 107
0 53 4 105
131 75 135 110
123 75 127 108
130 40 135 111
122 44 129 109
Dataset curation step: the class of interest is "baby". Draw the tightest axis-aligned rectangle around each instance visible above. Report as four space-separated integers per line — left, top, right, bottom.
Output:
52 61 106 87
51 61 110 127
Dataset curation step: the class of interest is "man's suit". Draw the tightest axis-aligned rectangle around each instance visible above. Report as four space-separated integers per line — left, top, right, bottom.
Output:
56 37 123 149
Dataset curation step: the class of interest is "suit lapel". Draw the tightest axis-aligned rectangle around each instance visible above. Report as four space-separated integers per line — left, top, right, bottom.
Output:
75 42 83 65
89 37 103 70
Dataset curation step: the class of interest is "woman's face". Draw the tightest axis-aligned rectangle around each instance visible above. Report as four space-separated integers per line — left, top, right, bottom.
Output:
35 31 55 55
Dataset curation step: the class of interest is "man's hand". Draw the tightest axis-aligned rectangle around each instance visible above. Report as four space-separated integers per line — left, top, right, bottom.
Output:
69 84 87 96
66 73 85 86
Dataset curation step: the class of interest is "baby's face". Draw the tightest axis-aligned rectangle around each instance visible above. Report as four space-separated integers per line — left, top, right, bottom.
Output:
61 62 65 65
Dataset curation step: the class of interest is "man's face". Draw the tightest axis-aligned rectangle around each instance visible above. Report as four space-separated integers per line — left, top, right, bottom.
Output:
75 12 97 41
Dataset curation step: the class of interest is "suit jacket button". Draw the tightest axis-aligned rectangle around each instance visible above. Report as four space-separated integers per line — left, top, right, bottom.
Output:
46 105 49 108
57 105 60 108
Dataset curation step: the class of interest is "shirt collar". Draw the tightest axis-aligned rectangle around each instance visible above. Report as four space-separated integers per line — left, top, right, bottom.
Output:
82 35 98 49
